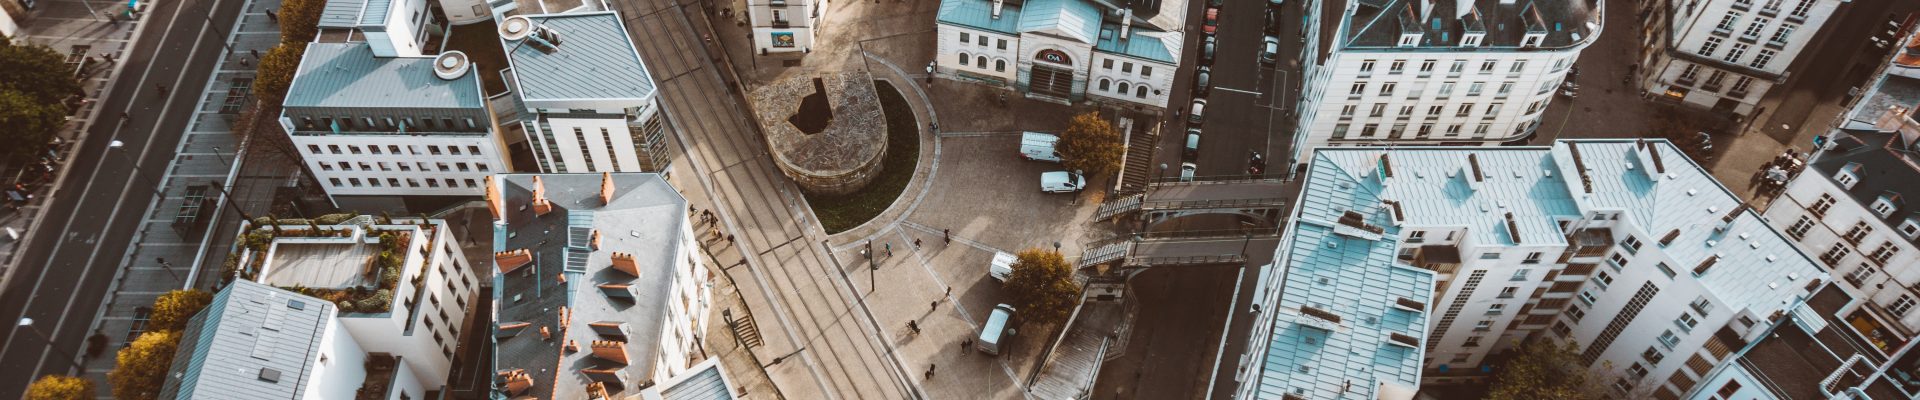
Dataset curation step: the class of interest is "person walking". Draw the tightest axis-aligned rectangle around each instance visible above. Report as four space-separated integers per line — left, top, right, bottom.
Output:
265 8 278 22
885 243 892 257
925 364 936 379
907 320 920 334
930 301 938 312
943 229 951 244
913 238 922 248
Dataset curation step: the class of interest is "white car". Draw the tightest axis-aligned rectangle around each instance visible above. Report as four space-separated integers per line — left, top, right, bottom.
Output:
1040 171 1085 193
1019 132 1062 162
977 304 1016 355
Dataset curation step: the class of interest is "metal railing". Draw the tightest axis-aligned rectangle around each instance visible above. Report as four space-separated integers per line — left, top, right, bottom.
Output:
1137 227 1282 240
1142 197 1289 211
1148 174 1285 185
1126 254 1246 267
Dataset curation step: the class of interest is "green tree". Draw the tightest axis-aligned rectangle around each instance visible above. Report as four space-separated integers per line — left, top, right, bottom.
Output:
0 36 83 162
1057 112 1125 178
108 330 181 400
1486 338 1610 400
148 289 213 332
1004 248 1081 327
26 375 94 400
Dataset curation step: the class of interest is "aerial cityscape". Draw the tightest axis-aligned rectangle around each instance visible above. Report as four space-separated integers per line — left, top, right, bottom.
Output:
3 0 1920 398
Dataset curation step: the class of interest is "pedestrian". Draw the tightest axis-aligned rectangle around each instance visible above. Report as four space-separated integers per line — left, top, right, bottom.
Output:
943 229 950 244
930 301 938 311
251 49 261 59
885 243 892 257
102 53 115 63
962 338 973 353
265 8 277 22
689 205 697 216
907 320 920 334
913 238 922 248
704 209 715 223
945 286 951 296
726 234 735 245
925 364 936 379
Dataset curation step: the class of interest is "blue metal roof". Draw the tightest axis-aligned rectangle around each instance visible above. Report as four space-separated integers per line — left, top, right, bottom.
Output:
1016 0 1101 44
504 12 656 102
283 43 487 109
1093 26 1179 64
318 0 363 28
936 0 1022 35
1315 148 1577 247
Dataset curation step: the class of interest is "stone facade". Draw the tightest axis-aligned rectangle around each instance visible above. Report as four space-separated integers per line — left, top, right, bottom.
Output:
752 72 888 196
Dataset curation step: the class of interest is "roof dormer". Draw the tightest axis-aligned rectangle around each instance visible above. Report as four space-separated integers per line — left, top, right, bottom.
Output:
1873 192 1902 217
1835 162 1862 189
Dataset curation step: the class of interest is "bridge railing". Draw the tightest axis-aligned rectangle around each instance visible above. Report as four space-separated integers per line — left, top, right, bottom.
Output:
1142 197 1290 211
1137 226 1283 240
1127 254 1247 267
1149 174 1286 186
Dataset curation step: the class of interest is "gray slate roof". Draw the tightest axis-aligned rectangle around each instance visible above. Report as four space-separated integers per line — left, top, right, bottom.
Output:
158 280 332 400
1811 130 1920 245
504 12 656 102
1341 0 1598 50
493 173 688 399
283 43 487 109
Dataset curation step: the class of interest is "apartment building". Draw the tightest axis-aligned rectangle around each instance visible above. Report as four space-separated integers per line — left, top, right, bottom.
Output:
934 0 1185 109
747 0 825 54
1635 0 1842 119
1290 0 1599 162
486 173 715 398
498 11 672 174
158 280 434 400
1238 140 1827 399
227 216 482 392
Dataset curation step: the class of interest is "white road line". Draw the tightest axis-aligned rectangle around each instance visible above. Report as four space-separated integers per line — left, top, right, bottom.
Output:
1202 264 1249 400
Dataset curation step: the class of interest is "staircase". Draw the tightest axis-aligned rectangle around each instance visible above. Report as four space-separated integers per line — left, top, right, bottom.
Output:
1093 193 1143 222
1118 116 1159 193
1077 239 1134 268
724 309 764 348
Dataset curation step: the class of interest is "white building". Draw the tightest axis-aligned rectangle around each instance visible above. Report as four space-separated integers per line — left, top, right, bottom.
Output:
226 216 482 392
486 173 715 398
1290 0 1599 163
747 0 824 54
1239 140 1827 399
1635 0 1842 119
158 280 432 400
934 0 1184 109
497 12 672 174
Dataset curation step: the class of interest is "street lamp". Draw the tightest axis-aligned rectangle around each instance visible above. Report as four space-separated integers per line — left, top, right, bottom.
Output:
17 318 87 375
211 146 229 167
109 140 169 201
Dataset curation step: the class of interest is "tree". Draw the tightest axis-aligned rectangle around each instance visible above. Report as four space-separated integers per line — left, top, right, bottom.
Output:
1003 248 1081 327
1056 112 1125 178
0 36 83 162
1486 338 1613 400
252 43 307 105
149 289 213 332
26 375 94 400
109 330 181 400
277 0 326 44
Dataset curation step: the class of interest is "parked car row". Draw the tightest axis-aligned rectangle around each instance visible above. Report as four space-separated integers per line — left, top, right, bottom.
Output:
1183 0 1289 181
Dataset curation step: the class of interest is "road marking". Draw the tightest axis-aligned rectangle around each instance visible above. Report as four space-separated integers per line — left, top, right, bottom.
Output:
1214 87 1263 96
1202 263 1250 400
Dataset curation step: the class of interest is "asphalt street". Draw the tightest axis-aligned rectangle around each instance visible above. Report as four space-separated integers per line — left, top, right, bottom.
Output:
1179 0 1303 177
0 0 246 394
1753 0 1920 141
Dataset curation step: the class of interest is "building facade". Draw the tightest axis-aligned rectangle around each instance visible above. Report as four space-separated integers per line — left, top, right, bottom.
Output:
934 0 1184 109
1635 0 1842 119
1239 140 1827 399
499 12 672 174
747 0 824 54
1291 0 1599 163
486 173 715 398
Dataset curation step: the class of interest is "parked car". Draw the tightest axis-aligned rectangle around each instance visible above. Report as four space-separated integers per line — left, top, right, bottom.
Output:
1209 0 1221 7
988 251 1015 283
1184 129 1201 161
1188 99 1208 126
1260 36 1280 65
1265 8 1281 35
1201 36 1216 65
1204 7 1219 35
977 304 1017 355
1193 66 1212 97
1040 171 1085 193
1269 0 1283 7
1019 132 1062 162
1180 162 1198 182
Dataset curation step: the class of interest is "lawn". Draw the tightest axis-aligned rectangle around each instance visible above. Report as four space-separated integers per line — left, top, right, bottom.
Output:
804 80 920 234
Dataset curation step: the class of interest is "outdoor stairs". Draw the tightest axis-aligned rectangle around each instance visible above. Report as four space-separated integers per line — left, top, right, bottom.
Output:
1093 194 1143 222
725 309 764 348
1118 117 1158 193
1077 239 1133 268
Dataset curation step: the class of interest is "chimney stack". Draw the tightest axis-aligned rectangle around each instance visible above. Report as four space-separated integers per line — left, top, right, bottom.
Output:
498 370 534 396
484 176 505 221
611 252 640 276
1120 9 1133 39
590 229 603 250
495 249 533 274
531 176 553 216
991 0 1004 19
599 172 615 205
590 340 631 364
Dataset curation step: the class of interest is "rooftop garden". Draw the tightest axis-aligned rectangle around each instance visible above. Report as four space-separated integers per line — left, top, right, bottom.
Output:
223 213 426 314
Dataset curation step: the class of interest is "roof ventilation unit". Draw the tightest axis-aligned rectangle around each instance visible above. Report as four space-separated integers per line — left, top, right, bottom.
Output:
500 16 536 41
433 51 471 81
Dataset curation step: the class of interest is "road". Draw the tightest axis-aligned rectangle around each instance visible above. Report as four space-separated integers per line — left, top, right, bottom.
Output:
1175 0 1303 177
0 0 246 394
1752 0 1920 142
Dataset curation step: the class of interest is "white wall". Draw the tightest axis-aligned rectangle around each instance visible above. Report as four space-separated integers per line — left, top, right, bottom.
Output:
311 222 476 391
304 318 371 400
541 116 646 173
439 0 491 25
293 134 507 198
1298 49 1575 152
936 25 1021 84
1768 172 1920 336
1086 52 1175 108
749 0 819 54
1646 0 1842 117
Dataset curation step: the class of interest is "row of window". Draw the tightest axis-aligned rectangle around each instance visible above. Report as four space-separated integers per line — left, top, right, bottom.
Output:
1095 78 1152 99
296 115 480 132
328 176 481 189
318 160 490 174
1696 36 1780 70
1330 121 1497 140
1346 79 1548 101
1357 58 1566 77
955 32 1009 51
1711 9 1798 47
309 144 484 157
1675 63 1758 96
956 52 1007 72
1338 100 1544 120
1100 58 1153 78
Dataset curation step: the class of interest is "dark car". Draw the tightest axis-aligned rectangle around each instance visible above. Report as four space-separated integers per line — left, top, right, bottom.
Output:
1184 128 1202 161
1210 0 1222 7
1269 0 1283 7
1201 36 1217 65
1265 8 1281 35
1193 66 1212 97
1260 36 1279 65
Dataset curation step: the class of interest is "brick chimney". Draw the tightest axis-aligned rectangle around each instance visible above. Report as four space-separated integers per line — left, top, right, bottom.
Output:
495 249 533 274
498 369 534 396
599 172 616 205
539 326 552 341
484 175 505 221
590 340 630 364
531 176 553 216
590 229 602 250
611 252 639 276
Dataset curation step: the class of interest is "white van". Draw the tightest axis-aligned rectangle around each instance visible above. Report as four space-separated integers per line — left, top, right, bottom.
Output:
989 251 1016 282
977 304 1016 355
1019 132 1062 163
1180 162 1197 182
1039 171 1084 193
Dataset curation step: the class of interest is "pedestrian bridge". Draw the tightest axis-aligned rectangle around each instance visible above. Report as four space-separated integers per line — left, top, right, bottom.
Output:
1095 179 1292 228
1075 231 1283 272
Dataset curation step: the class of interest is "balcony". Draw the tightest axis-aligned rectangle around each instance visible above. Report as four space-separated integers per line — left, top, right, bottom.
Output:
771 19 790 28
355 354 400 400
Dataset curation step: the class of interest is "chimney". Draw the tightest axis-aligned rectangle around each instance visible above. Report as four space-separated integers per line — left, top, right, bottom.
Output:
590 229 603 250
484 176 505 221
991 0 1004 19
564 340 579 353
498 370 534 396
599 172 615 205
558 306 572 328
611 252 640 276
1120 9 1133 39
531 176 553 216
495 249 533 274
590 340 630 364
539 326 552 341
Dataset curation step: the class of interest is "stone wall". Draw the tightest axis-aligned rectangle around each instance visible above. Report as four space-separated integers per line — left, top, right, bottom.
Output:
752 72 889 196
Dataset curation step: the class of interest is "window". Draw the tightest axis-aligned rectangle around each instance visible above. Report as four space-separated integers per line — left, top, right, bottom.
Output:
1468 82 1484 96
1457 103 1474 117
1750 49 1776 69
1360 124 1378 137
1679 64 1702 82
1789 0 1812 18
1810 194 1836 216
1340 104 1356 117
1567 306 1588 322
959 32 970 44
1499 287 1519 298
1351 83 1368 96
1419 60 1435 72
1446 124 1462 135
1511 269 1530 280
977 36 987 46
1628 363 1650 379
1450 60 1466 74
1730 76 1754 95
1643 346 1666 365
1462 34 1482 47
1332 125 1350 139
1690 296 1713 316
1479 252 1501 260
1676 312 1699 332
1724 43 1749 63
1901 219 1920 239
1118 82 1131 94
1613 377 1635 393
1480 60 1496 73
328 178 342 187
1869 243 1898 264
1475 320 1494 330
1102 59 1113 70
1098 79 1111 91
1522 252 1542 264
1428 105 1444 115
1135 86 1147 98
1844 221 1873 244
1608 253 1630 270
1578 290 1598 305
1658 330 1680 349
1891 294 1917 316
1438 82 1455 96
1464 335 1483 347
1715 12 1741 32
958 52 970 66
995 60 1006 72
1450 353 1472 363
1379 83 1396 96
1699 37 1724 57
1141 66 1152 77
1497 82 1514 96
1848 263 1880 286
997 39 1007 50
1360 60 1376 72
1407 230 1427 242
1370 103 1387 117
1485 103 1502 116
1742 18 1769 39
1770 24 1797 45
1655 262 1676 279
1592 271 1614 290
1821 245 1853 266
1389 60 1406 73
1621 236 1643 254
1121 62 1133 73
1872 196 1899 216
1398 105 1415 118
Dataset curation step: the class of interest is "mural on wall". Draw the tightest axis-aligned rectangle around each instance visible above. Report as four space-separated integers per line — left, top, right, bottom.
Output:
771 32 797 48
1036 49 1072 66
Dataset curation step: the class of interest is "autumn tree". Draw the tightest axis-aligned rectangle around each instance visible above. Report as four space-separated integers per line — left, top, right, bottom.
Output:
108 330 181 400
25 375 94 400
0 36 84 162
1057 112 1125 178
1003 248 1081 327
277 0 325 43
251 43 307 105
1486 338 1614 400
149 289 213 332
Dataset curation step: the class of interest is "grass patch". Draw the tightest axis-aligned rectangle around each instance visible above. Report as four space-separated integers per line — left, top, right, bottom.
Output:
804 80 921 234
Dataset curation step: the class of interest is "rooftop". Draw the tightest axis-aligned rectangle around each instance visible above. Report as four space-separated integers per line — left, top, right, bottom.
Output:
284 43 487 110
317 0 390 28
937 0 1183 62
656 358 739 400
490 173 689 399
1806 128 1920 246
159 280 332 400
1339 0 1600 50
501 12 656 103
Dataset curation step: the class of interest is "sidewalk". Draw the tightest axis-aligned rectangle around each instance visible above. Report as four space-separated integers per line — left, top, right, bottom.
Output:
0 0 145 288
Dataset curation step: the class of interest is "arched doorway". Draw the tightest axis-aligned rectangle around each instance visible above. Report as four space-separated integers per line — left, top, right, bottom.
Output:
1029 49 1075 99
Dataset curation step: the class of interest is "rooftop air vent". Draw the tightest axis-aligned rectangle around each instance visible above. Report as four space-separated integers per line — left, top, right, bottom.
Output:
433 51 470 81
500 16 536 41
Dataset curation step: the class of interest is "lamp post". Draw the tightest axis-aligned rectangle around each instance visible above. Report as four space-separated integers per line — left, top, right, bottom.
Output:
108 140 169 201
18 318 87 375
211 146 229 167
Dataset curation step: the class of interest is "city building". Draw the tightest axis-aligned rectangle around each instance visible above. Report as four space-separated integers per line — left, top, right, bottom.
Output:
1237 140 1828 399
933 0 1185 109
1635 0 1842 119
227 216 483 392
486 173 715 398
1290 0 1600 163
497 11 672 174
157 280 435 400
747 0 825 54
